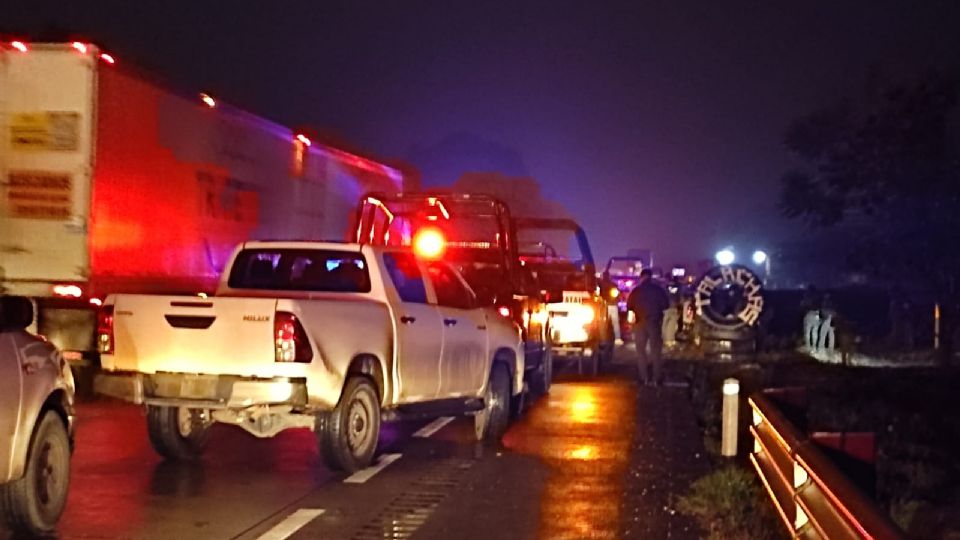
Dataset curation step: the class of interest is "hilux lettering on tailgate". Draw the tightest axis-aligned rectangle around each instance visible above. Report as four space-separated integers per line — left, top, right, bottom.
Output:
242 315 270 322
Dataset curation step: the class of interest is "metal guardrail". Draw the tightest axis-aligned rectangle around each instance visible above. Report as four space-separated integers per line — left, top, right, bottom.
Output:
748 392 904 540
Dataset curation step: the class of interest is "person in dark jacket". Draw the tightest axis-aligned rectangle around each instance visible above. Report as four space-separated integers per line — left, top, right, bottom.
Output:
627 269 670 385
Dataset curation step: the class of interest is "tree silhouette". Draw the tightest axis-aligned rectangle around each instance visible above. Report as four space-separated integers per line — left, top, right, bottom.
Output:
778 70 960 356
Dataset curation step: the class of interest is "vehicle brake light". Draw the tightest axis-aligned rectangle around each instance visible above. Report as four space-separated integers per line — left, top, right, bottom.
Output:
413 227 446 259
99 53 115 64
52 284 83 298
274 312 313 363
72 42 88 54
97 306 114 354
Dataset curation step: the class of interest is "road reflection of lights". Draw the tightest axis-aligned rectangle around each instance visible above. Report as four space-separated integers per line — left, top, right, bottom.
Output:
568 445 596 460
503 382 635 539
570 387 598 423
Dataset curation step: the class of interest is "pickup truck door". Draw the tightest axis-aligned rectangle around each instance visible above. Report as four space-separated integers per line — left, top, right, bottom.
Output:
427 263 488 398
0 332 23 482
382 253 444 402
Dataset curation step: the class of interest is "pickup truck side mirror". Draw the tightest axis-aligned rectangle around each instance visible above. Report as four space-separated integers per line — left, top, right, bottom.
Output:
0 296 34 331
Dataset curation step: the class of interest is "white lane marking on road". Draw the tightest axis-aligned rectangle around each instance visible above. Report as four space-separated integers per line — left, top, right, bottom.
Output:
343 453 402 484
255 508 324 540
413 416 455 438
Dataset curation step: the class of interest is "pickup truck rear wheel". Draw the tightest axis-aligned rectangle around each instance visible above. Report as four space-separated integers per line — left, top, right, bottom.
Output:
146 406 211 461
0 411 71 536
317 377 380 473
475 364 511 444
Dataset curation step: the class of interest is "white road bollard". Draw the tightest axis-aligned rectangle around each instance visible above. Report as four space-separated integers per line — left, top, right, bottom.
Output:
721 378 740 457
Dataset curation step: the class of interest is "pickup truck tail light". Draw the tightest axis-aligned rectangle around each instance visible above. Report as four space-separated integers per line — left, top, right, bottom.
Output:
97 306 114 354
274 312 313 363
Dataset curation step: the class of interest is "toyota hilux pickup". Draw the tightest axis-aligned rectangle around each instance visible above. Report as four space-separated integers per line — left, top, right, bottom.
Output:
95 241 524 472
1 296 76 536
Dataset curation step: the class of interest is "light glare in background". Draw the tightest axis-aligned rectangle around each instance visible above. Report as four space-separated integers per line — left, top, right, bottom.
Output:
715 248 735 266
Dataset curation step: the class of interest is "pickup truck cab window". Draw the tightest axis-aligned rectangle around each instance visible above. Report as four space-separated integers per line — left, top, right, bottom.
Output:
383 252 428 303
228 249 371 293
427 264 476 310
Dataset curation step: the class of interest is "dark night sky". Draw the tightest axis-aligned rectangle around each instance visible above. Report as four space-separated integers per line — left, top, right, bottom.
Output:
5 1 960 266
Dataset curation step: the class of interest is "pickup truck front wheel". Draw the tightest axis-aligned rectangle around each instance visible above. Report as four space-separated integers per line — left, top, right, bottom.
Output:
529 345 552 396
317 377 380 473
0 411 71 536
475 364 511 444
146 406 211 461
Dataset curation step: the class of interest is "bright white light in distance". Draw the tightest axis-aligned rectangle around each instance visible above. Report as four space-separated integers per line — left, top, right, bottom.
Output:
715 249 735 266
752 250 768 265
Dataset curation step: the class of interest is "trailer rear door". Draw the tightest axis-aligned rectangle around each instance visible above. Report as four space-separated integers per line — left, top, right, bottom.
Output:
0 45 96 295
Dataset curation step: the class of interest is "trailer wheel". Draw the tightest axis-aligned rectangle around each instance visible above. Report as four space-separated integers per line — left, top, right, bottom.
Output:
0 411 71 536
146 406 211 461
317 377 380 473
475 364 511 444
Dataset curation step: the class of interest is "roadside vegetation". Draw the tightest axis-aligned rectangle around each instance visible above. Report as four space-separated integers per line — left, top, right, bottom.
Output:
677 465 782 540
680 355 960 538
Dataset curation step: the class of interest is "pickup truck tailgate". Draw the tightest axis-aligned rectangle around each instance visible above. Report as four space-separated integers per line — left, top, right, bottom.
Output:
107 295 282 377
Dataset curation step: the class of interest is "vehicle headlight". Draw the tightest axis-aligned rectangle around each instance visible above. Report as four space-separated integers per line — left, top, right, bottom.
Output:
571 304 595 324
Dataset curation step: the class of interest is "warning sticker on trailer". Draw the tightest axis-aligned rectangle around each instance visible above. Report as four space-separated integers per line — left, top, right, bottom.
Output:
10 112 81 151
4 171 73 220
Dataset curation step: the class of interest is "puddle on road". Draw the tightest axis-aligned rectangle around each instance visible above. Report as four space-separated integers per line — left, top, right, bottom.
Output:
502 380 637 539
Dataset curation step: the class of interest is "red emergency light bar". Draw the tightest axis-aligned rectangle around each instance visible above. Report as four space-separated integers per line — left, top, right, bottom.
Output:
413 228 446 259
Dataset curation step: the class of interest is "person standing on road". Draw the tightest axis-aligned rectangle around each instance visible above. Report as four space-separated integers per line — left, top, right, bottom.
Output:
627 269 670 386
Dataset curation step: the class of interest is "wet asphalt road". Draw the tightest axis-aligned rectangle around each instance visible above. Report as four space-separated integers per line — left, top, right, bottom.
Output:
2 346 707 540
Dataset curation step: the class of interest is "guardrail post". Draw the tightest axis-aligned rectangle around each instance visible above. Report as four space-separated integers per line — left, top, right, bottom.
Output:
722 378 740 457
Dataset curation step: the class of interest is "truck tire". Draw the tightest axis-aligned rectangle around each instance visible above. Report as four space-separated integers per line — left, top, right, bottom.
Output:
475 364 511 444
529 345 552 396
317 377 380 473
587 347 599 376
146 406 211 461
0 411 71 536
596 328 615 369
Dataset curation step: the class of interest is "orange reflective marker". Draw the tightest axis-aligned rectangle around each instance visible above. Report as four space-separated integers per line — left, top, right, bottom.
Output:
413 227 446 259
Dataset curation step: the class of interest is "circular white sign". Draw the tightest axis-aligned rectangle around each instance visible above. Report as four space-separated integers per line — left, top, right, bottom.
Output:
694 264 764 329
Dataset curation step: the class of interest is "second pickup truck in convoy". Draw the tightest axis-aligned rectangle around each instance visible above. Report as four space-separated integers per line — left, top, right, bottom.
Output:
96 241 524 472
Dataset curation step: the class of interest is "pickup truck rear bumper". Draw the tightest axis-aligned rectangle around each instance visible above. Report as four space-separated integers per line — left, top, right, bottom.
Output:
94 371 308 410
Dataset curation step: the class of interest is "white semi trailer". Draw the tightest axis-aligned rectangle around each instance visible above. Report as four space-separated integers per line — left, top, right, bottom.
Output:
0 41 404 362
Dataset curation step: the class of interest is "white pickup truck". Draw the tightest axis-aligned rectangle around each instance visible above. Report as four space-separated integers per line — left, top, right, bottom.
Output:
96 241 524 472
